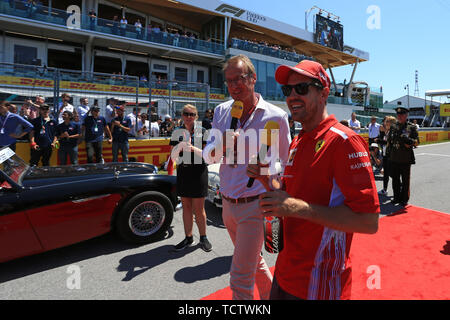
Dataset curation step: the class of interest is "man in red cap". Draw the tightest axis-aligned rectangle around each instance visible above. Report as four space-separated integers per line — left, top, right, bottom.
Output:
247 60 380 300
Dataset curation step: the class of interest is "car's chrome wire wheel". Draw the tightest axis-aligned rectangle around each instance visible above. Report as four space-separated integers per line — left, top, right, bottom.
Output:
128 201 165 237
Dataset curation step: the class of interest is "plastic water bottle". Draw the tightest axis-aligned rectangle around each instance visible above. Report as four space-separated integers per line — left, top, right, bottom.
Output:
264 216 283 253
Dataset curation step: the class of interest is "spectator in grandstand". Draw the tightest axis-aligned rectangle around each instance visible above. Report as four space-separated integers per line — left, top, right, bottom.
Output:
160 114 175 137
88 9 97 31
112 15 119 35
246 59 379 300
82 106 112 163
57 93 77 124
367 116 381 145
26 0 37 19
348 112 361 133
56 111 80 165
386 106 419 206
29 104 58 167
376 115 396 195
76 98 91 125
135 19 143 39
136 113 150 139
201 108 213 130
0 101 33 152
120 16 128 36
111 106 131 162
105 98 117 126
171 104 212 253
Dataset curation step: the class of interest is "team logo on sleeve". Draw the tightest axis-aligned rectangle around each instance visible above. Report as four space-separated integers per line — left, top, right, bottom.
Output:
315 140 325 153
287 148 297 166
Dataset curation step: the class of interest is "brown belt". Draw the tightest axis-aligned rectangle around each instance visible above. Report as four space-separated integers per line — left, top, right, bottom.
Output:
222 194 260 204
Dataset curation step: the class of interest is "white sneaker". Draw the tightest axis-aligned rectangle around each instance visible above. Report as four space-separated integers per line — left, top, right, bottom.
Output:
378 189 387 195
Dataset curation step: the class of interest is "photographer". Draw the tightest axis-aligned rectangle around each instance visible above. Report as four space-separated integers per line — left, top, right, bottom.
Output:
369 143 383 174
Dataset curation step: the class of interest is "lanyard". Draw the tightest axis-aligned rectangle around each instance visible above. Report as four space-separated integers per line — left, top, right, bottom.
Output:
0 112 11 132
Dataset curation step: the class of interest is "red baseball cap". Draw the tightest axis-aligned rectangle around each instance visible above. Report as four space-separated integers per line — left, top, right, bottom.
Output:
275 60 330 89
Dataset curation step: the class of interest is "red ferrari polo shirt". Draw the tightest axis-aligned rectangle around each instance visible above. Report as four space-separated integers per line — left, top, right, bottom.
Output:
276 115 379 300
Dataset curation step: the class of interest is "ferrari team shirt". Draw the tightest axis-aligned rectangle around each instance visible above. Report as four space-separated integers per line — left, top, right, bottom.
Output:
276 115 379 300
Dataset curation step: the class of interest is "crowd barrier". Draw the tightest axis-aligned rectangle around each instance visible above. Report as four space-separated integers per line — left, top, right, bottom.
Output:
15 129 449 168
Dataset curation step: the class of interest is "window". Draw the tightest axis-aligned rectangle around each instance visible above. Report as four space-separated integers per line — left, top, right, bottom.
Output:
174 67 188 82
197 70 204 83
125 60 149 78
94 56 122 74
48 48 82 70
14 45 39 65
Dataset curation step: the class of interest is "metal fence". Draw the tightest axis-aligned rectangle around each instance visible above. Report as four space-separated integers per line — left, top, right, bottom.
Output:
0 62 214 119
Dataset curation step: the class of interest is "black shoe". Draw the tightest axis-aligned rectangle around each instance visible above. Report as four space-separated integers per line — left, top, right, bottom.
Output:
200 236 212 252
400 202 408 207
174 237 194 251
391 198 400 205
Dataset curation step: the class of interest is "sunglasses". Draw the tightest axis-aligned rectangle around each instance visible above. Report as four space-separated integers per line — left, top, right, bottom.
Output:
183 112 197 117
281 82 323 97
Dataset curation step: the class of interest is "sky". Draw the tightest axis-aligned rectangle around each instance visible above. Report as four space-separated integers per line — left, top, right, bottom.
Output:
224 0 450 103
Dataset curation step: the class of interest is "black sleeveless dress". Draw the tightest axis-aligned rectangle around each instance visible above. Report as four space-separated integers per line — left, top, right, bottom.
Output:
170 125 208 198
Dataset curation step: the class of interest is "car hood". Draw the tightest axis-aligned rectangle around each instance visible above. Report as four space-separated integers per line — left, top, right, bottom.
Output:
23 162 158 186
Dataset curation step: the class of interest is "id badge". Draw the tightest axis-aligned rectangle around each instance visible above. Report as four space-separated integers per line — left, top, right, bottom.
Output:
0 128 4 134
94 127 99 132
40 128 45 135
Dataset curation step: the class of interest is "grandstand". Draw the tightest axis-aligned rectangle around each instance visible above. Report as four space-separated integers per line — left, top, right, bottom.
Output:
0 0 375 120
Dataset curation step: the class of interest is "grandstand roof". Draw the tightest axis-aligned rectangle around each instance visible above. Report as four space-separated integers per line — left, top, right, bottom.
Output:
425 89 450 97
111 0 369 67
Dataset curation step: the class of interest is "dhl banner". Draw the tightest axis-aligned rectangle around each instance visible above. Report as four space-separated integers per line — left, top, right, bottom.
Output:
17 138 172 167
0 75 225 100
440 104 450 117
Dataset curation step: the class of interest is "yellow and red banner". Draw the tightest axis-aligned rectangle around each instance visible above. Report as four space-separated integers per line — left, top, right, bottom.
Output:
0 75 225 100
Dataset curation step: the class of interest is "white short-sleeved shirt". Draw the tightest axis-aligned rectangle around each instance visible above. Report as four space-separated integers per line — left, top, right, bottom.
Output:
203 95 291 199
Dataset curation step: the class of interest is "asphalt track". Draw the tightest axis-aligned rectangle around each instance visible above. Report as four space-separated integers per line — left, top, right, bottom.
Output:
0 142 449 300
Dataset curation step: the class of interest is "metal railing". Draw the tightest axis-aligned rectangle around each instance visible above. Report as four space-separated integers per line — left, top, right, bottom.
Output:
0 0 225 55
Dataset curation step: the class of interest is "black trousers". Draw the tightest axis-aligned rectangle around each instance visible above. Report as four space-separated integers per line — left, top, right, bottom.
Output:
382 156 390 191
390 161 411 203
86 141 103 163
30 146 52 166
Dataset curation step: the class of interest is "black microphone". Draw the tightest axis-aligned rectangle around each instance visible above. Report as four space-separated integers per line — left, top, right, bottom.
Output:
247 121 280 188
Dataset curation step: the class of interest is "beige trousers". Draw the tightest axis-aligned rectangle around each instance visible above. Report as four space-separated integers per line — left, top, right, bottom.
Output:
222 198 273 300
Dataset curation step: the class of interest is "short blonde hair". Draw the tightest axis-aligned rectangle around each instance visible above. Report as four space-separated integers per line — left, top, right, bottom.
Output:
182 104 198 120
385 116 396 125
223 54 256 77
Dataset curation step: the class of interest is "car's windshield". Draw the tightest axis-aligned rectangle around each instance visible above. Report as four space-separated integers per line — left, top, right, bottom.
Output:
0 147 29 188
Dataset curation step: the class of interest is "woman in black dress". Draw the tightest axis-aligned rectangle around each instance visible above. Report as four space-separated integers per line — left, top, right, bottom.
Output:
170 104 212 252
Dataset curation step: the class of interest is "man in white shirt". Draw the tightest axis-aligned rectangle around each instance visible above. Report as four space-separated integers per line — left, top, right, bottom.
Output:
104 98 117 126
77 97 91 125
367 115 381 144
136 113 150 139
348 112 361 133
57 93 76 124
203 54 291 300
126 107 140 138
150 113 160 137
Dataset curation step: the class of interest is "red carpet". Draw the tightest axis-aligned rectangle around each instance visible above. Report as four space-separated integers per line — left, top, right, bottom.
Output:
202 205 450 300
